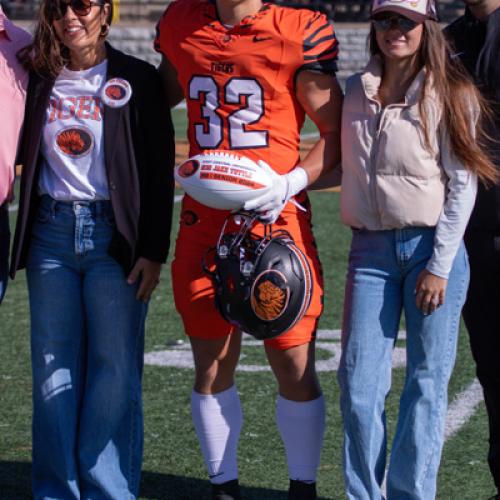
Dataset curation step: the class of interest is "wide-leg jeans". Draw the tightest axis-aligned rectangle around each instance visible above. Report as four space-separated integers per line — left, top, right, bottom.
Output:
26 196 147 500
338 227 469 500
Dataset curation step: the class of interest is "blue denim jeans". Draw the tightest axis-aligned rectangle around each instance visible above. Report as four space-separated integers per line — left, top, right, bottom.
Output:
26 196 148 500
0 203 9 304
338 227 469 500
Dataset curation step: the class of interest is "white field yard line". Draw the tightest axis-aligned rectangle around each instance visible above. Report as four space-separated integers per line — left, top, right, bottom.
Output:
147 328 484 453
147 327 484 440
315 330 485 441
445 378 484 440
381 378 483 494
301 131 320 140
8 196 184 213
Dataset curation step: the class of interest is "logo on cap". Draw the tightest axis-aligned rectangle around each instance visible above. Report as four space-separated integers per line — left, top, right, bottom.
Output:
372 0 436 20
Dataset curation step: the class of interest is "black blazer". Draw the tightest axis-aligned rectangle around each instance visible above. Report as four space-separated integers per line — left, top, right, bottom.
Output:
10 44 175 278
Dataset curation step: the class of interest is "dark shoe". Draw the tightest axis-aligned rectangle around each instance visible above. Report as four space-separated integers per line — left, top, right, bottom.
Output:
211 479 241 500
288 479 316 500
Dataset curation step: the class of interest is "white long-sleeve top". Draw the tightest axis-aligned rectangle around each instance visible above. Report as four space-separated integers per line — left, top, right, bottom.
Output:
426 132 477 278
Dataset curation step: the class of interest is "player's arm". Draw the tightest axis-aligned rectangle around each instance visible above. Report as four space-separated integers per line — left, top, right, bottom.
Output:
158 55 185 109
243 71 342 223
295 69 343 188
244 12 342 222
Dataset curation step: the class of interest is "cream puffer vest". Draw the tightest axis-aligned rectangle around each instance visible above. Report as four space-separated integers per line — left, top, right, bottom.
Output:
341 56 456 230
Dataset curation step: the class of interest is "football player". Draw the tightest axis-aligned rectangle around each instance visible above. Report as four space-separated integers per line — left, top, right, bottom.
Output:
155 1 342 498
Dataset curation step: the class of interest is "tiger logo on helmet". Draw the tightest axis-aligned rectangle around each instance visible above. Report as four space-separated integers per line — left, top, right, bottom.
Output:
204 212 312 340
251 271 289 321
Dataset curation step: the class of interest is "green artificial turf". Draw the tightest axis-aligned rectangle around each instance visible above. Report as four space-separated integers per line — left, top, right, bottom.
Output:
0 192 493 499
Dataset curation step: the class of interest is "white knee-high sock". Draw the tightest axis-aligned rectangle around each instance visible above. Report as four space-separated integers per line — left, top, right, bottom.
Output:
191 385 243 484
276 394 326 483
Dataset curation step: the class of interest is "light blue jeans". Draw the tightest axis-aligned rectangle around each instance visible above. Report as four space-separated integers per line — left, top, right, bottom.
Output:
338 227 469 500
26 196 147 500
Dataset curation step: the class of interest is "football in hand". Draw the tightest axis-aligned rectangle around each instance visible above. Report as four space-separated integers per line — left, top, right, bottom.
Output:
174 151 272 210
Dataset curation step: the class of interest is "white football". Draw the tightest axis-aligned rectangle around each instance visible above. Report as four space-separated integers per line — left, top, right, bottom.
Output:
175 151 272 210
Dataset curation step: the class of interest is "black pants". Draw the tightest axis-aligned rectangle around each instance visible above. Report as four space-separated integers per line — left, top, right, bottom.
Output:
0 203 9 304
463 229 500 491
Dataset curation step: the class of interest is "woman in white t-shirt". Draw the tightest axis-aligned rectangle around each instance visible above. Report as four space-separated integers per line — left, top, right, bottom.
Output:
12 1 175 498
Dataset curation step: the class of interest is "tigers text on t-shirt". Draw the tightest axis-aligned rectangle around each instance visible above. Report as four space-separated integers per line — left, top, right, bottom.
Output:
39 59 109 201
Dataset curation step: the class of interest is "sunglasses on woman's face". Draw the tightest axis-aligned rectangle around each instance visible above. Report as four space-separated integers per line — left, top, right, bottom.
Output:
51 0 104 20
372 15 419 33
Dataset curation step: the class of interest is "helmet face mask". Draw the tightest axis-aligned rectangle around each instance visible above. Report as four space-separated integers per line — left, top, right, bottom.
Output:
205 213 313 340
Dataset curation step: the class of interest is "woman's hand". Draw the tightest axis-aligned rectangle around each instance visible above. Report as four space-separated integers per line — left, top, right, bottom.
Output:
415 269 448 316
127 257 162 303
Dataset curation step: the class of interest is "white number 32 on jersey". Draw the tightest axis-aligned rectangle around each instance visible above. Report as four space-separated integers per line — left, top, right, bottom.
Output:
188 76 268 150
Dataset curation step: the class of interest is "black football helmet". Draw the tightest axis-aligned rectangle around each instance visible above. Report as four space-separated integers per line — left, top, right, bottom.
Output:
203 213 313 340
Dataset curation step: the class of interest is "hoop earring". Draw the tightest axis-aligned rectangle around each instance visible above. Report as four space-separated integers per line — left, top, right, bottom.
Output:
100 24 109 37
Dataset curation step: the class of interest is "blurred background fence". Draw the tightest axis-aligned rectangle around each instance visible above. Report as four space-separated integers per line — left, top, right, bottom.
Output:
1 0 465 84
1 0 464 22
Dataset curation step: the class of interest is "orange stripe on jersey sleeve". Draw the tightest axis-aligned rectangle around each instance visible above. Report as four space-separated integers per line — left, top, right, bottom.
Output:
299 12 339 74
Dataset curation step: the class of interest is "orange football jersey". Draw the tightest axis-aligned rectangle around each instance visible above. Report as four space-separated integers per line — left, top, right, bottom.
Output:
155 0 339 174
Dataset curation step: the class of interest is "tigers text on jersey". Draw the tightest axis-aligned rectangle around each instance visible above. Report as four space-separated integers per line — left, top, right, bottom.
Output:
155 0 339 173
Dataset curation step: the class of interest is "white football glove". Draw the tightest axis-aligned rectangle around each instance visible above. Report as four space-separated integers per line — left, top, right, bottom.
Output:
243 160 309 224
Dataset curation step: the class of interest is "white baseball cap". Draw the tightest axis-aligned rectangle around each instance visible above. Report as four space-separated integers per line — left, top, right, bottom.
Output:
371 0 438 23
